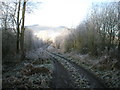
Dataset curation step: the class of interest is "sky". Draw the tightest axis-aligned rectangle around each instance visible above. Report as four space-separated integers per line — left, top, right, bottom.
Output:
1 0 119 28
0 0 119 41
25 0 119 28
25 0 92 28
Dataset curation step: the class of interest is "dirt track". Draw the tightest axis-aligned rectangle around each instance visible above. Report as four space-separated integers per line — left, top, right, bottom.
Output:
51 58 75 88
48 52 106 88
3 50 106 88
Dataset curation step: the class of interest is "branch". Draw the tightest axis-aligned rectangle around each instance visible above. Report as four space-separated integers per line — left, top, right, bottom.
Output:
12 28 17 34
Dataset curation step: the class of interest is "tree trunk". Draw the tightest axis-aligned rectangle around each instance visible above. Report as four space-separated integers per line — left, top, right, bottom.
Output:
118 1 120 59
16 0 21 54
20 0 26 60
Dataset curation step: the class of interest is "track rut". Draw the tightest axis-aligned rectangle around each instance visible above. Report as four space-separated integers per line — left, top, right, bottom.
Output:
47 51 106 88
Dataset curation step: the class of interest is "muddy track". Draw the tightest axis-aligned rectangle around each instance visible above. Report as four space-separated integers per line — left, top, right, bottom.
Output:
47 51 106 88
50 57 75 88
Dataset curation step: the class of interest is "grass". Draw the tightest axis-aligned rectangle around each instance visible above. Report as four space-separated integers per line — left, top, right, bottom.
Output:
62 52 120 88
2 49 54 88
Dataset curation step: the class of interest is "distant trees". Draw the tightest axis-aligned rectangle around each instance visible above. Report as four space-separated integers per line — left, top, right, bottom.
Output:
85 2 118 55
24 28 47 52
1 1 18 59
2 29 17 59
55 2 119 58
0 1 17 30
1 0 43 62
1 0 27 60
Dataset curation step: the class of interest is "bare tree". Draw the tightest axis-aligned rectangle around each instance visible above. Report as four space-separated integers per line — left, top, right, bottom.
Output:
16 0 21 54
118 1 120 58
20 0 27 60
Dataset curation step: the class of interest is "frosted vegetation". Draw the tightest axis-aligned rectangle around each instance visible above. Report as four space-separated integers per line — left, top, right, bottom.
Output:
1 0 120 88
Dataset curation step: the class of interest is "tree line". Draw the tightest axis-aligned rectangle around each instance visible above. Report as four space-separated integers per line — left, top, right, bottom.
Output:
55 2 120 59
1 0 44 62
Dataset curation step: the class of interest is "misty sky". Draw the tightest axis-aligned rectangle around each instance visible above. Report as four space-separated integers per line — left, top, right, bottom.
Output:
25 0 91 28
25 0 118 28
1 0 117 28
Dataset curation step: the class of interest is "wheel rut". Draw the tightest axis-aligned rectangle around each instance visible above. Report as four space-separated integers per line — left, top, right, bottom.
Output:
47 51 106 88
51 57 75 88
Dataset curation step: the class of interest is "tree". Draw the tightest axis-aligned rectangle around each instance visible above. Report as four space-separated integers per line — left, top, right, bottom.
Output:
118 1 120 58
60 2 118 57
20 0 27 60
16 0 21 54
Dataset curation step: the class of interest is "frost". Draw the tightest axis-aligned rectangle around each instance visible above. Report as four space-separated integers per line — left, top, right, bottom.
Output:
2 49 54 88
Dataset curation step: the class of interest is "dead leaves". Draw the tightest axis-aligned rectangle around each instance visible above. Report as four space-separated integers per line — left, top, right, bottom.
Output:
21 63 50 76
3 58 53 88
